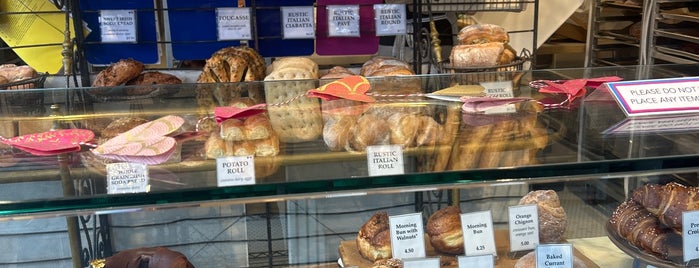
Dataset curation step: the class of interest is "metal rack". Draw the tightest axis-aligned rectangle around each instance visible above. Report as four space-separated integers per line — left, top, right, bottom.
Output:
584 0 648 67
647 0 699 64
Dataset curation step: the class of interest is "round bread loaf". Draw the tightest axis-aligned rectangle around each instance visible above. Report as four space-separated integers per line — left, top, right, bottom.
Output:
125 71 182 95
388 113 421 147
518 190 568 243
426 206 465 255
349 113 390 152
94 247 195 268
93 59 145 87
457 23 509 45
321 66 355 80
357 212 392 261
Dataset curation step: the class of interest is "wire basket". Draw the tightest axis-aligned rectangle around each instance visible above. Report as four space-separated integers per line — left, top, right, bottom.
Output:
386 0 527 12
0 74 47 114
438 49 531 87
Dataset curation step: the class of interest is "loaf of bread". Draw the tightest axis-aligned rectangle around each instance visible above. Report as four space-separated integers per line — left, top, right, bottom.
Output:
360 56 422 95
0 64 38 89
518 190 567 243
93 59 145 87
426 206 464 255
349 113 390 152
457 23 509 45
450 43 514 67
321 66 355 80
91 247 195 268
357 212 392 261
124 71 182 95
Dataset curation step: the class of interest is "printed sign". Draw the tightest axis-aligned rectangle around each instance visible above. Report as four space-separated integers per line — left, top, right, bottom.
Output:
683 210 699 263
327 5 360 37
606 77 699 117
508 204 539 252
461 210 497 257
99 10 137 43
536 244 573 268
107 162 149 194
457 254 495 268
216 155 256 187
281 6 315 39
482 81 515 98
217 7 252 40
403 258 440 268
374 4 406 36
389 213 427 259
367 145 404 176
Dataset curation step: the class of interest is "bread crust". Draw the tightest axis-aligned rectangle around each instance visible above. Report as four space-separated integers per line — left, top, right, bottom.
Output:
357 212 392 261
518 190 567 243
457 23 509 45
426 206 465 255
450 43 505 67
93 59 145 87
125 71 182 95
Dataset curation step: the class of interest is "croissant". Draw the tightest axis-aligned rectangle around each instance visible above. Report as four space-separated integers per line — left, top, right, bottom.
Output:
608 200 681 259
631 182 699 233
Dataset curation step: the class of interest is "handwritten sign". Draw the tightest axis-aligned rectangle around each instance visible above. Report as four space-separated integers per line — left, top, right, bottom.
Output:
99 10 137 43
216 7 252 40
327 5 360 37
281 6 315 39
683 210 699 263
389 213 427 259
367 145 404 176
107 162 149 194
606 77 699 117
216 155 256 187
461 210 497 257
508 204 539 252
374 4 406 36
536 244 573 268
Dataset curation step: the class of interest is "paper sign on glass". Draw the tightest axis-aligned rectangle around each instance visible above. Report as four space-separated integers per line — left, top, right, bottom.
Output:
107 162 149 194
217 7 252 40
367 145 404 176
327 5 360 37
508 204 539 252
461 210 497 257
482 81 515 98
536 244 573 268
374 4 406 36
403 258 440 268
216 155 256 187
605 77 699 117
683 210 699 263
389 213 426 259
458 254 495 268
281 6 315 39
99 10 137 43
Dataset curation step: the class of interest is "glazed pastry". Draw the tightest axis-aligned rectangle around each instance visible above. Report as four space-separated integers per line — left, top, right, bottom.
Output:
357 212 392 261
518 190 567 243
426 206 464 255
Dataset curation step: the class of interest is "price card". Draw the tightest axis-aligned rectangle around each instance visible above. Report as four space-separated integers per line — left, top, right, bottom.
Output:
683 210 699 263
403 258 440 268
216 155 256 187
457 254 495 268
481 81 515 98
606 77 699 117
327 5 360 37
367 145 404 176
107 162 149 194
374 4 407 36
508 204 539 252
281 6 315 39
99 10 137 43
389 213 427 259
461 210 497 257
216 7 252 40
535 244 573 268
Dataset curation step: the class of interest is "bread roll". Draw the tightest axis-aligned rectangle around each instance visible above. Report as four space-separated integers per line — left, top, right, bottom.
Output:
357 212 392 261
349 114 390 152
415 116 442 147
457 23 509 45
388 113 420 147
518 190 567 243
205 133 227 159
220 119 245 141
426 206 464 255
93 59 145 87
244 114 273 140
252 135 280 157
323 116 356 152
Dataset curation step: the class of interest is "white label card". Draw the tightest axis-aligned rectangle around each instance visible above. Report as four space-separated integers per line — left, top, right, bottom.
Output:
327 5 360 37
461 210 497 257
216 7 252 40
367 145 404 176
403 258 440 268
374 4 407 36
683 210 699 263
281 6 315 39
216 155 256 187
99 10 137 43
389 213 427 259
536 244 573 268
606 77 699 117
457 254 495 268
107 162 149 194
481 81 515 98
508 204 539 252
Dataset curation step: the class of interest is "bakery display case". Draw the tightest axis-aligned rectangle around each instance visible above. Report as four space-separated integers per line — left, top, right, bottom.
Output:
1 63 699 268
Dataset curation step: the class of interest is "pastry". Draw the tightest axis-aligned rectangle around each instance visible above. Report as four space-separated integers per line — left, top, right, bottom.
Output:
514 251 588 268
631 182 699 234
92 59 145 87
372 258 403 268
457 23 509 45
609 199 681 259
518 190 567 243
91 247 195 268
426 206 464 255
387 113 421 147
323 116 356 152
349 113 390 152
357 212 392 261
